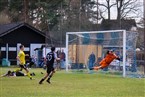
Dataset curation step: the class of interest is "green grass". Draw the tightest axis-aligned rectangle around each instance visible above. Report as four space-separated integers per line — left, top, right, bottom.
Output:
0 67 145 97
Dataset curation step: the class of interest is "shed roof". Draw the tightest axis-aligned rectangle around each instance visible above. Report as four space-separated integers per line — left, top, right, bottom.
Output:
0 22 61 46
0 22 45 37
100 19 137 31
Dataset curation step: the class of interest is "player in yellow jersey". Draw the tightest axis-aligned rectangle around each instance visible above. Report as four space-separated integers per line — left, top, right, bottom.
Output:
15 44 32 80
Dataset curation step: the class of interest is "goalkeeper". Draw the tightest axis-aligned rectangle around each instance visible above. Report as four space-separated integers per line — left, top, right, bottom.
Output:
91 50 120 70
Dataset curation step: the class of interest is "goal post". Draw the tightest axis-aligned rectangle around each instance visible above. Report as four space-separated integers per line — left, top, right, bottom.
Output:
66 30 139 77
123 30 126 77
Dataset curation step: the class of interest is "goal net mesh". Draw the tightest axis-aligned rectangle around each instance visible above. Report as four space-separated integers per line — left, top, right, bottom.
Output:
66 30 143 77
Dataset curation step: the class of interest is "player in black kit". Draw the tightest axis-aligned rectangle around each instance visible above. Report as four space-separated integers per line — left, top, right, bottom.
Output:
39 47 60 84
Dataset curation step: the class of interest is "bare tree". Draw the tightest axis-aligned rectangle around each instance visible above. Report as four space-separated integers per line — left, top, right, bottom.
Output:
96 0 142 20
97 0 116 20
116 0 142 20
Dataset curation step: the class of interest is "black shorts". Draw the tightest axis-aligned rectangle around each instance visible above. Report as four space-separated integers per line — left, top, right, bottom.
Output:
19 64 27 70
47 67 54 74
16 72 25 76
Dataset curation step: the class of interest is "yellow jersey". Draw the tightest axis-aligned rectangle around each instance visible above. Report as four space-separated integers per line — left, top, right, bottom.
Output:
18 50 26 65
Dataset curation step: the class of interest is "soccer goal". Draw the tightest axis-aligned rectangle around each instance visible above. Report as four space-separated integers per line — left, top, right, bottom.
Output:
65 30 141 77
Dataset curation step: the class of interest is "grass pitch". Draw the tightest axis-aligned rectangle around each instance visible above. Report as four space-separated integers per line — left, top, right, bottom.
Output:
0 67 145 97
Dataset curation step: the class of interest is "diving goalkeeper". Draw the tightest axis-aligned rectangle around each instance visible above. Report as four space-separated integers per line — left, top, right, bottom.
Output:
91 50 120 70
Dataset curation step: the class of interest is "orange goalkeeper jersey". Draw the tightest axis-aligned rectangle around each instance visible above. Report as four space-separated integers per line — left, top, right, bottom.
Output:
99 53 118 68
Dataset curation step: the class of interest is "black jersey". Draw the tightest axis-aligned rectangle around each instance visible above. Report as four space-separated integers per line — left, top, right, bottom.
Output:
46 52 55 67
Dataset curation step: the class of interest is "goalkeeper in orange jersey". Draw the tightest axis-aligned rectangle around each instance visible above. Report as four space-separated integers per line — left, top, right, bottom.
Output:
91 50 120 70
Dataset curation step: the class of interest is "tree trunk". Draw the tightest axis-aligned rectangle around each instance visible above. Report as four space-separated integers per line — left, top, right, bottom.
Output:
117 0 122 20
107 0 110 20
24 0 29 23
143 0 145 75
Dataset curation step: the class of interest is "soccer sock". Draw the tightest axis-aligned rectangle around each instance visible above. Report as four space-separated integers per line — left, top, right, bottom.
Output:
39 78 45 84
47 75 52 81
27 72 32 78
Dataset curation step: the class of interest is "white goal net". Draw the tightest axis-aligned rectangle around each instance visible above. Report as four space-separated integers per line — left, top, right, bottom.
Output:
65 30 142 77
